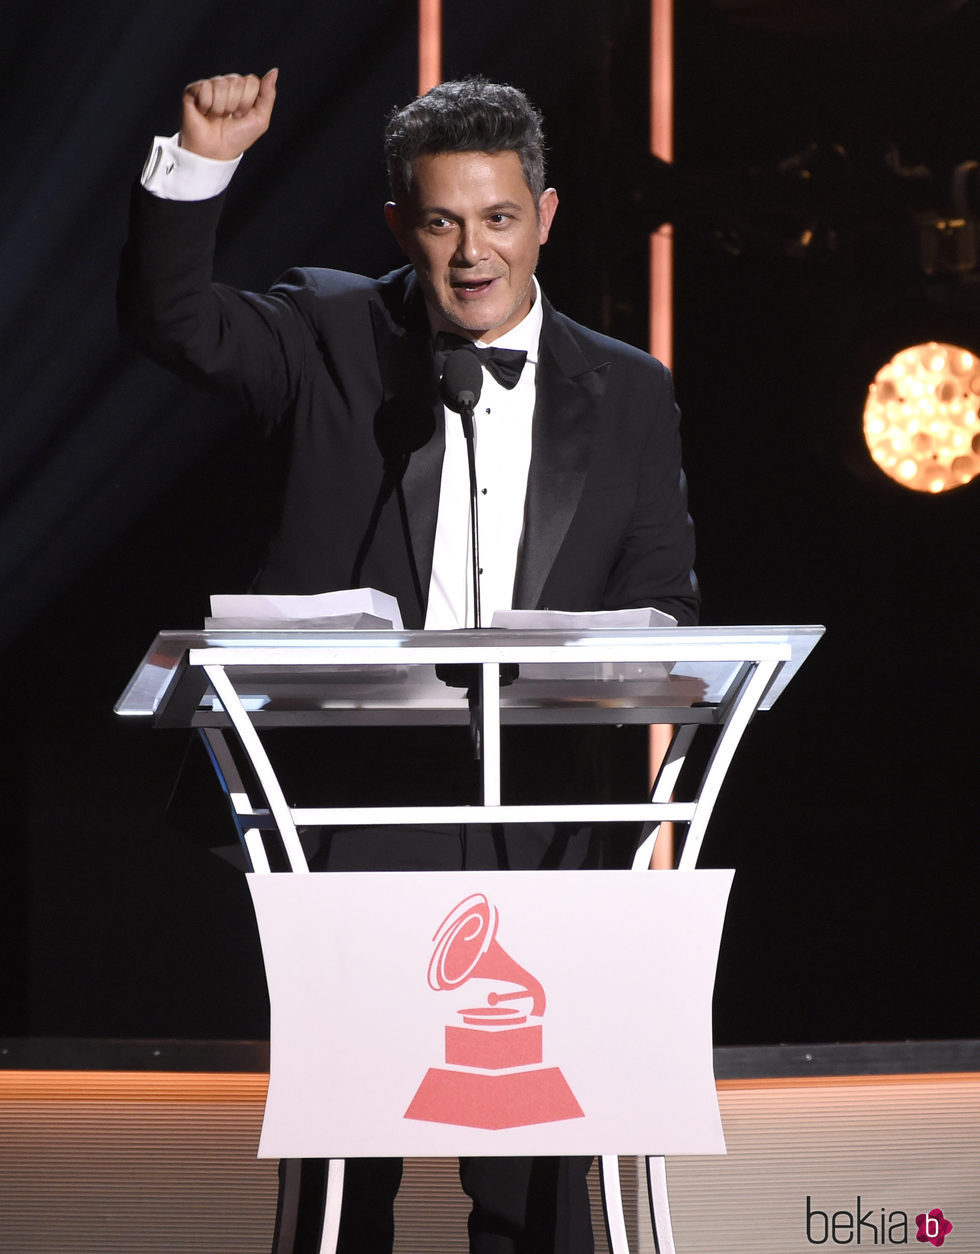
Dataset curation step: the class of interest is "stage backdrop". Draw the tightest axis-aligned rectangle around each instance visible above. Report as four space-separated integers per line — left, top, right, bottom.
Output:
0 0 976 1049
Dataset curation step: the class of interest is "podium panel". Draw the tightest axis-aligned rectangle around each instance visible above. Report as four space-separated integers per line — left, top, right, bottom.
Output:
249 869 732 1159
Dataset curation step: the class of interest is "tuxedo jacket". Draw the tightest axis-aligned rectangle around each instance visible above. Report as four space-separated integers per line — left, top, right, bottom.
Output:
119 188 698 630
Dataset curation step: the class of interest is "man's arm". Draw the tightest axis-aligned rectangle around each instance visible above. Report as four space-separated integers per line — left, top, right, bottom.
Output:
118 68 312 424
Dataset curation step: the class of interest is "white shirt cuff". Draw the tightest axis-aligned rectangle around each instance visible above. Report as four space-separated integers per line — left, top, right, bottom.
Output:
140 133 241 200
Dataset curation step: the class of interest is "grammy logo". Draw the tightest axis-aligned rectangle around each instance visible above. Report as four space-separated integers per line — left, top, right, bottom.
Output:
404 893 584 1130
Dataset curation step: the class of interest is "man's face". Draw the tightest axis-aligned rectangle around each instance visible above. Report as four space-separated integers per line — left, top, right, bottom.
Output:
385 150 558 343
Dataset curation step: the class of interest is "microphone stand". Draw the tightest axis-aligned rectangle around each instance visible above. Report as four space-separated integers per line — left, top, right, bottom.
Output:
441 346 516 762
458 398 482 631
440 347 484 632
458 398 484 759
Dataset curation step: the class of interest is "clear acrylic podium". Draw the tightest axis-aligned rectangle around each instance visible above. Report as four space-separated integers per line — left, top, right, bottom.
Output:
117 624 823 1254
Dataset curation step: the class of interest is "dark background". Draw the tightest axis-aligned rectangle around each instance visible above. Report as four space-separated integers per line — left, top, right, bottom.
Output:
1 0 976 1046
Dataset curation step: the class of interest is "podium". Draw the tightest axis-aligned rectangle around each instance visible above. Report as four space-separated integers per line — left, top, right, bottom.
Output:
117 624 822 1254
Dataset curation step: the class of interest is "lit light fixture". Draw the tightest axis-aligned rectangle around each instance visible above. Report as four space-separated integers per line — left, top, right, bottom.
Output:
863 342 980 492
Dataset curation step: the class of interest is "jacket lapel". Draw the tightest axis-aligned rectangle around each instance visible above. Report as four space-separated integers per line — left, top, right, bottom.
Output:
514 303 608 609
368 271 445 621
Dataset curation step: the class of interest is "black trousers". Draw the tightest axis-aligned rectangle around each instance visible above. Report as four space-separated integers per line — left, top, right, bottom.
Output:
274 1155 596 1254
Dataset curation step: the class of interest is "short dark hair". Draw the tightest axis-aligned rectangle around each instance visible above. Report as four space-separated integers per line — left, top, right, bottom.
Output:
383 77 547 203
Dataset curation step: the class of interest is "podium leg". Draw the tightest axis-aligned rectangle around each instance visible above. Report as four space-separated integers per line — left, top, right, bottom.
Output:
320 1158 345 1254
269 1160 342 1254
600 1155 677 1254
270 1158 305 1254
599 1155 631 1254
646 1155 676 1254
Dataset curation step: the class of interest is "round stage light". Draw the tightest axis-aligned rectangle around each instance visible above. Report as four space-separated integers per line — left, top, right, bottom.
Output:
863 342 980 492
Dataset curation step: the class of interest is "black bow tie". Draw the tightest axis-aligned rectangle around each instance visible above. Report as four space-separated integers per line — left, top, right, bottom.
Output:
435 333 528 390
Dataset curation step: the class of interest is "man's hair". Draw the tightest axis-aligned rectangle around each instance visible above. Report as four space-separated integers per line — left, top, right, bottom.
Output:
383 77 547 203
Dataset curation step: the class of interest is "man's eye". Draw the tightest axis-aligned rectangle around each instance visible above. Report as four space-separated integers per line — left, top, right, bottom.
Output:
426 217 454 231
488 214 511 226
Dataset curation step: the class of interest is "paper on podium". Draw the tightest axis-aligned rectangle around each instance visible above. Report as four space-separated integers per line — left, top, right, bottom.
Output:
490 607 677 679
490 606 677 629
206 588 403 630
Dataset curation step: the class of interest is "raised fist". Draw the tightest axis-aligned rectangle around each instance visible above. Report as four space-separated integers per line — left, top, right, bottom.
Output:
180 68 278 161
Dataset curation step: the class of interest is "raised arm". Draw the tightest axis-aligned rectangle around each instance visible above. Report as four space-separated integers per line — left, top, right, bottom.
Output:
118 66 311 424
180 68 278 160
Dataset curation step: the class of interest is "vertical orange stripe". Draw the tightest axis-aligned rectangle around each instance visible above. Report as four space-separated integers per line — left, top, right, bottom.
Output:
649 0 675 867
648 722 676 869
649 231 674 370
418 0 442 95
649 0 673 367
650 0 674 165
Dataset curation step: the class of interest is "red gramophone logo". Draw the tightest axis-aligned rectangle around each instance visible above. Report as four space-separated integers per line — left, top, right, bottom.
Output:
404 893 584 1130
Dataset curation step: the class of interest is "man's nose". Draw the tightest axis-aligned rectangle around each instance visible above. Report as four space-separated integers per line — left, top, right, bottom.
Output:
454 223 489 265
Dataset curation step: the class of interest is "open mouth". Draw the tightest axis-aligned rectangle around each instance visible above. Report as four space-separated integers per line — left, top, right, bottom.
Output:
452 277 496 296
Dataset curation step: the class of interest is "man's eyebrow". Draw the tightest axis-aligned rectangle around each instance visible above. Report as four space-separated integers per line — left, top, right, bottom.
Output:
483 200 525 214
419 200 526 216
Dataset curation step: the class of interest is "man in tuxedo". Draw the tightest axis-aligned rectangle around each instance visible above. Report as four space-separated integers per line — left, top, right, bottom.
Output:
119 68 698 1254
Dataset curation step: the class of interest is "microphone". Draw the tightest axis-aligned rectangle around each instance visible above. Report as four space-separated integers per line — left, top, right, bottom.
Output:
439 347 484 630
441 347 483 439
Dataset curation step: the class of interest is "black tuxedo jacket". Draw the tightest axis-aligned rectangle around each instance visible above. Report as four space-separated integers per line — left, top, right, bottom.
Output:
119 188 698 629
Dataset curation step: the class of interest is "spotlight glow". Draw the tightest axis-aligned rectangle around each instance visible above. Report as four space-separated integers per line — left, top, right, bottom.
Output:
864 343 980 492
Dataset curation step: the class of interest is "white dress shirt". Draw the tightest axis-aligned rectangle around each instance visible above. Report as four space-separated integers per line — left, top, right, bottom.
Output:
425 300 539 628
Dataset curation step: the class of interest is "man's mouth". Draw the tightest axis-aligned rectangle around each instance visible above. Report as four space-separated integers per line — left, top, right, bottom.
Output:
451 277 496 296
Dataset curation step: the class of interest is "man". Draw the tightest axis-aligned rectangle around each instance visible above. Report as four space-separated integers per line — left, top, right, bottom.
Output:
119 69 698 1254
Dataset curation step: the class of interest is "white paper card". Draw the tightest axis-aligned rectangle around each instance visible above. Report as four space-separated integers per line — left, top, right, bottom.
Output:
208 588 403 629
490 607 677 629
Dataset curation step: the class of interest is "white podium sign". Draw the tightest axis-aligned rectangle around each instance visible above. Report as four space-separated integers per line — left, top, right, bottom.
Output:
248 868 733 1159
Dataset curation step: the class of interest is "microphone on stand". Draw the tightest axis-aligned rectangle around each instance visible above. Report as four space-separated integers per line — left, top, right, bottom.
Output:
441 347 482 435
441 348 484 628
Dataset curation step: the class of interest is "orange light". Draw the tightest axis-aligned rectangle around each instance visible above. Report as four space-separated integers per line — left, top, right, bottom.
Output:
864 342 980 492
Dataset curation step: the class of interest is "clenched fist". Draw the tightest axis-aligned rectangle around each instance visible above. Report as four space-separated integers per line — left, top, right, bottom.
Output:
180 68 278 161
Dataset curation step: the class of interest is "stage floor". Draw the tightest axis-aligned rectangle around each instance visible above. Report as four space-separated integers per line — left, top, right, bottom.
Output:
1 1040 976 1253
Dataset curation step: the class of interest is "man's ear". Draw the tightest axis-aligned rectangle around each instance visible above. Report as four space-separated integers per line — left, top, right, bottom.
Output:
384 200 406 250
537 188 559 245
